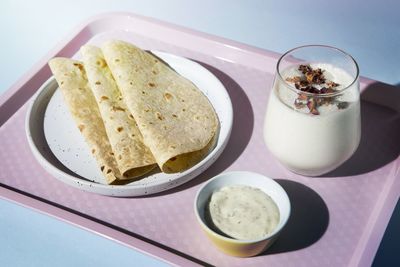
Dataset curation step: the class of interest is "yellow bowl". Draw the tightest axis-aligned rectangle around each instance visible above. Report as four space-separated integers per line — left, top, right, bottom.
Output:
194 171 291 257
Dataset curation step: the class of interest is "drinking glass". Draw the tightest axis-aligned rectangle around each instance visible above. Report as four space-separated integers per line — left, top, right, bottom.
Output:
264 45 360 176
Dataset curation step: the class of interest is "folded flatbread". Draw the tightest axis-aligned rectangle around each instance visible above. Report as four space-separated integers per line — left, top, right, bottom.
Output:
102 40 219 173
80 45 156 179
48 58 120 184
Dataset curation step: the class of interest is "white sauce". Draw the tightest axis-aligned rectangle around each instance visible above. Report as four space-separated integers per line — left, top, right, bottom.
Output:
207 185 280 240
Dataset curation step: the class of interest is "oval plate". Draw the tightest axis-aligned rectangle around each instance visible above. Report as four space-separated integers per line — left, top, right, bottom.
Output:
26 51 233 197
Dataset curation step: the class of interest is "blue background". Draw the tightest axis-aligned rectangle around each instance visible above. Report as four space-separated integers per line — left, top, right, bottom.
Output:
1 0 399 266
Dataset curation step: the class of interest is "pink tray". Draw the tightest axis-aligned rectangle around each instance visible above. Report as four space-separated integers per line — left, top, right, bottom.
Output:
1 12 399 267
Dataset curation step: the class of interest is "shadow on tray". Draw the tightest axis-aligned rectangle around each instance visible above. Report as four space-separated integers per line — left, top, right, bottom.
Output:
154 62 255 195
263 179 329 255
323 82 400 177
195 62 254 177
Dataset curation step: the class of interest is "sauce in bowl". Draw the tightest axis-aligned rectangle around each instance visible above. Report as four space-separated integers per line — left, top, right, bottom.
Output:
206 185 280 240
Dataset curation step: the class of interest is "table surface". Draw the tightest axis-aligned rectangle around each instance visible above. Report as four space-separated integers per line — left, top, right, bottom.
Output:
1 0 399 266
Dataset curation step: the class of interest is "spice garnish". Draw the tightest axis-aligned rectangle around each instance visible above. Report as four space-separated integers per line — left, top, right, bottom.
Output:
337 102 349 109
307 98 320 115
284 64 347 114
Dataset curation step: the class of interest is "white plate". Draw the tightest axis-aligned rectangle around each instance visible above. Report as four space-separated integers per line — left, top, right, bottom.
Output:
26 51 233 197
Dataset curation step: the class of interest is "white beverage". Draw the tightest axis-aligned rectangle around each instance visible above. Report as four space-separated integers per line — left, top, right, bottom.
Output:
264 63 361 176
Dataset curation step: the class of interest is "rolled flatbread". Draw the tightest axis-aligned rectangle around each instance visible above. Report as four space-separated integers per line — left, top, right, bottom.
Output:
80 45 156 179
102 40 219 173
48 58 120 184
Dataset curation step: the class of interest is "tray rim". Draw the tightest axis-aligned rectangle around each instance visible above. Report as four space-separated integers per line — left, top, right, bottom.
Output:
0 185 200 267
0 11 378 126
0 11 281 121
0 11 398 267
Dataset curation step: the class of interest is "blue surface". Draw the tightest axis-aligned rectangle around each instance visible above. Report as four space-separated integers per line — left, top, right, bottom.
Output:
1 0 399 266
0 199 168 267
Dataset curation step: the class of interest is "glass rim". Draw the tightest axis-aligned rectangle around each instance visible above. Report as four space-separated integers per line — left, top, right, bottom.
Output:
276 45 360 97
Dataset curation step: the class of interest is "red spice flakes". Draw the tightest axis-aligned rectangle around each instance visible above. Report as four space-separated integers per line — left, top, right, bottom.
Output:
306 68 325 84
319 87 334 94
294 93 308 108
284 64 347 115
285 76 301 83
287 65 329 93
337 102 349 109
299 64 312 74
327 81 340 88
307 98 320 115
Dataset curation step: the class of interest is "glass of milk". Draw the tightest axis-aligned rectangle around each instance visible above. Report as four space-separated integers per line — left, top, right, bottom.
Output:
264 45 360 176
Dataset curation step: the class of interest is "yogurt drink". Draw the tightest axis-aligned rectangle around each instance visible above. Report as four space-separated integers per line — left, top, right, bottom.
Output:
264 62 361 176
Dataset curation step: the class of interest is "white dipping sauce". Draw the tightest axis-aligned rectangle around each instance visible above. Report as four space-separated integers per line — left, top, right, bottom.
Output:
207 185 280 240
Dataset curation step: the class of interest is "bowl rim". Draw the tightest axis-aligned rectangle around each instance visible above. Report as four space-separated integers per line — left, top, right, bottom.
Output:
194 171 291 244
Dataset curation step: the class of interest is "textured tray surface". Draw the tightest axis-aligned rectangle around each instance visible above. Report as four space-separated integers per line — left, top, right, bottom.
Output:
1 13 399 267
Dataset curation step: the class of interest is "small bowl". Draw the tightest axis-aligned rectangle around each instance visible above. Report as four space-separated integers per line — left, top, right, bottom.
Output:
194 171 291 257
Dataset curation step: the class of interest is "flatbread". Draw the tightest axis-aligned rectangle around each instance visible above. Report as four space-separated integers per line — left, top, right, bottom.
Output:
102 40 219 173
48 58 120 184
80 45 156 179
